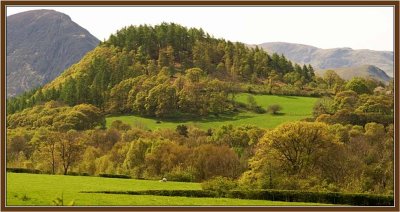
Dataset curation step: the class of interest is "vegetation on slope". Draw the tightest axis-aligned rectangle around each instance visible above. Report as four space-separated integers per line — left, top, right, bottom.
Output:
7 23 317 115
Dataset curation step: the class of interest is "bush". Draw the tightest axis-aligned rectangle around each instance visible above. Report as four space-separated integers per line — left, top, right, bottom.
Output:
246 95 266 114
6 168 41 174
253 106 267 114
201 176 237 196
66 172 89 176
176 125 188 137
165 168 196 182
267 104 282 115
98 173 131 179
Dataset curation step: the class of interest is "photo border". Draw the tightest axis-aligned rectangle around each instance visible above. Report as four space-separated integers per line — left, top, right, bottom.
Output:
1 1 399 211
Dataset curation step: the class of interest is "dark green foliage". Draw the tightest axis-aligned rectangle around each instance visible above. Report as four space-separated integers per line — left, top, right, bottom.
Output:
7 88 41 114
82 189 393 206
66 172 90 176
176 125 188 137
226 189 394 206
6 168 41 174
98 174 131 179
345 78 372 94
82 190 218 198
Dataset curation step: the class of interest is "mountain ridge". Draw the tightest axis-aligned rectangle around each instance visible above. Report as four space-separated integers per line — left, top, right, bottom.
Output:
315 65 392 83
258 42 393 77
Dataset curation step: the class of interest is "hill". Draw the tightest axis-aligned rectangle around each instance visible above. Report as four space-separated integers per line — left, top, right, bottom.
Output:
315 65 392 83
6 9 99 97
7 23 317 115
258 42 393 77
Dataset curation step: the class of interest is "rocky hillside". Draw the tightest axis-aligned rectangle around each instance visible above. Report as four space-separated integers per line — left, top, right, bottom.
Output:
6 9 99 97
258 42 393 77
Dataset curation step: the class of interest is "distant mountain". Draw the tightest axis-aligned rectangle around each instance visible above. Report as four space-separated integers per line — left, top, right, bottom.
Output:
315 65 392 83
6 9 99 97
258 42 394 77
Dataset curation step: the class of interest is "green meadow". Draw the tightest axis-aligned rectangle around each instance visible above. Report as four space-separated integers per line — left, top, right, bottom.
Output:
106 94 318 130
6 173 330 206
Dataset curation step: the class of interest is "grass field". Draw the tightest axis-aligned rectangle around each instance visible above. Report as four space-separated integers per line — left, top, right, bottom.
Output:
6 173 330 206
106 94 318 130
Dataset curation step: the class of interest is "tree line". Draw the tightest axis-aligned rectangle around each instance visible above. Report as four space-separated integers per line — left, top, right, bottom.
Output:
7 119 394 195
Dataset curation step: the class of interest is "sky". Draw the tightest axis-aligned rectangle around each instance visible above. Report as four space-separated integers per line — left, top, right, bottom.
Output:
6 6 394 51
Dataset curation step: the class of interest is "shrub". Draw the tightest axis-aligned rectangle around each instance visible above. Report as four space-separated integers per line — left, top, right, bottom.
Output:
253 106 267 114
6 168 41 174
98 173 131 179
165 167 196 182
267 104 282 115
176 125 188 137
66 172 90 176
246 95 266 114
201 176 237 196
110 120 131 131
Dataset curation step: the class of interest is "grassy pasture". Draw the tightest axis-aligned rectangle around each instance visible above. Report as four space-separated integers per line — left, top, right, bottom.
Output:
6 173 330 206
106 93 318 130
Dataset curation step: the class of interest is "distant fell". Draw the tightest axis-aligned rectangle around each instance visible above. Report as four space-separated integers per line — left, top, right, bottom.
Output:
316 65 392 83
6 9 99 97
258 42 393 77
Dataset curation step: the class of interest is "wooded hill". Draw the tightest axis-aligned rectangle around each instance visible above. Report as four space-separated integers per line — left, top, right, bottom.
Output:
7 23 316 115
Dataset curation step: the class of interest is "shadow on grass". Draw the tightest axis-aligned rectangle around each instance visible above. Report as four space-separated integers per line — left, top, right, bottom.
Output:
270 112 286 116
276 95 299 99
109 112 255 125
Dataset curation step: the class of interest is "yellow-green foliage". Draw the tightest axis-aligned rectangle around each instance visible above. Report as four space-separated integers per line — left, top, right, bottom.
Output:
42 46 118 91
7 101 105 131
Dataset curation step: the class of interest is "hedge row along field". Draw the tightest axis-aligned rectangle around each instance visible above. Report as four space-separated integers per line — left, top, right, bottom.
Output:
83 189 393 206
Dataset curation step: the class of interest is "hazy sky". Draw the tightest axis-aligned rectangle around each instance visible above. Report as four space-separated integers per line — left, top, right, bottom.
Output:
6 6 394 51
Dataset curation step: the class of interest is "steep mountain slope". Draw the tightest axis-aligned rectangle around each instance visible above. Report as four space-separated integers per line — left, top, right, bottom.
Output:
258 42 394 77
315 65 392 83
6 9 99 97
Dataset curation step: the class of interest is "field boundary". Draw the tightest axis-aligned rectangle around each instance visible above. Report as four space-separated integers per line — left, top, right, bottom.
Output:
81 189 394 206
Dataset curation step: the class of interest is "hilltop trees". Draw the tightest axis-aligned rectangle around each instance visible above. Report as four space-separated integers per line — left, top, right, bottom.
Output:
7 23 316 115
